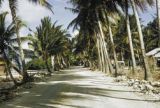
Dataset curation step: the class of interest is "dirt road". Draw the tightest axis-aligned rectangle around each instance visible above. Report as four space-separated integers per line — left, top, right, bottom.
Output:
0 66 160 108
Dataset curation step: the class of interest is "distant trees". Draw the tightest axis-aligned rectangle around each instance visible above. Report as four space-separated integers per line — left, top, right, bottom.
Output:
29 17 71 73
1 0 160 85
68 0 155 80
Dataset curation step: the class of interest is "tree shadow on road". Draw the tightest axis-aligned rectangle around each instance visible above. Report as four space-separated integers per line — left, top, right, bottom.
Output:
1 67 160 108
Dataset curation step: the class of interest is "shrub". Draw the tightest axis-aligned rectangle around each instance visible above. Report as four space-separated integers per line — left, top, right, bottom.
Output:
26 58 46 70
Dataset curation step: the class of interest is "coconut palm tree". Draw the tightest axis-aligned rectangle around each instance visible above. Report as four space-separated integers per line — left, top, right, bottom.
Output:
130 0 154 80
124 0 137 74
72 29 98 69
68 0 118 74
69 0 154 78
29 17 71 73
6 0 53 82
0 12 21 85
143 18 159 52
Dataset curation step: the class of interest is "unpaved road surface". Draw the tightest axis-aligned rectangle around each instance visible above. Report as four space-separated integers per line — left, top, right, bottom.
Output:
0 66 160 108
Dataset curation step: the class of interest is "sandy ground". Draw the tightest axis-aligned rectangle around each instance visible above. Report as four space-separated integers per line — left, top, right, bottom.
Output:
0 66 160 108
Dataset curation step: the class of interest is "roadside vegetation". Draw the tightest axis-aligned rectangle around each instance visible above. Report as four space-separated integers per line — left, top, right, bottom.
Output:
0 0 160 103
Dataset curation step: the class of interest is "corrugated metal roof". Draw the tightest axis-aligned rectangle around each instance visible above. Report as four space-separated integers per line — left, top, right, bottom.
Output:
154 52 160 57
146 48 160 56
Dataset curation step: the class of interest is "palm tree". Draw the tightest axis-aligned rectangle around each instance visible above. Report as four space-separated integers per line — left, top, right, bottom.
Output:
96 14 114 74
68 0 118 74
143 18 159 52
30 17 71 73
124 0 137 74
105 15 119 76
7 0 53 82
130 0 154 80
72 29 99 70
0 12 20 85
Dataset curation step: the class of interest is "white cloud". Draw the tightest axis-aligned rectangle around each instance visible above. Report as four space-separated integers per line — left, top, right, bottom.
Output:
18 0 52 29
0 0 53 49
1 0 53 35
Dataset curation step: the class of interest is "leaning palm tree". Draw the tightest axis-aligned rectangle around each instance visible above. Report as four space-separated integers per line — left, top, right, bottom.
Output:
6 0 53 82
68 0 118 75
124 0 137 74
0 12 21 85
130 0 154 80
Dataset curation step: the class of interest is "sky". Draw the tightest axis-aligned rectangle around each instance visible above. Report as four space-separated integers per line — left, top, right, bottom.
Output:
0 0 157 37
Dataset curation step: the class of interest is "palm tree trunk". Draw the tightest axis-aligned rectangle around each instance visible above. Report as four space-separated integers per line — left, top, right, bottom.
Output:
126 10 137 74
96 38 103 71
130 0 151 80
61 56 66 68
121 50 124 61
99 37 106 72
156 0 160 46
101 41 110 73
59 55 63 68
108 23 119 77
3 51 18 86
9 0 29 82
51 56 55 72
45 59 52 74
96 16 114 74
44 53 52 74
57 54 62 68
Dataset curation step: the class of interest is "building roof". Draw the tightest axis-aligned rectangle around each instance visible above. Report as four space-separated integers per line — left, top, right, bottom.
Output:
154 52 160 58
146 48 160 57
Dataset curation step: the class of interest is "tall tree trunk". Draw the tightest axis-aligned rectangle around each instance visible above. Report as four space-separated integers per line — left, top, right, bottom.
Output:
96 13 114 74
3 51 18 86
130 0 151 80
9 0 29 82
57 54 62 69
121 49 124 61
61 56 67 68
44 53 52 74
96 38 103 71
126 9 137 74
108 23 119 77
156 0 160 46
101 40 109 73
45 59 52 74
51 56 55 72
99 37 107 72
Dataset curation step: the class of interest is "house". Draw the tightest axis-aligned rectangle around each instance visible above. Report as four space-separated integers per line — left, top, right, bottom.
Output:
146 48 160 69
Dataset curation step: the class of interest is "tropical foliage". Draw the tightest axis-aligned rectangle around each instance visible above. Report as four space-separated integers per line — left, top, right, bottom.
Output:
68 0 155 80
1 0 160 89
29 17 71 73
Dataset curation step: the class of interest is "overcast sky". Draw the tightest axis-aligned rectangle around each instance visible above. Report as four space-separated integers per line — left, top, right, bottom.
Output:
0 0 157 37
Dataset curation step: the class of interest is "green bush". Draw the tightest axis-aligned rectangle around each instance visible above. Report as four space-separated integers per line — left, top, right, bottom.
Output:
26 58 47 70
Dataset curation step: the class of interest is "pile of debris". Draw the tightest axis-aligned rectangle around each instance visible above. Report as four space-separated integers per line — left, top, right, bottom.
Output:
127 79 160 94
114 76 160 97
114 76 127 82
